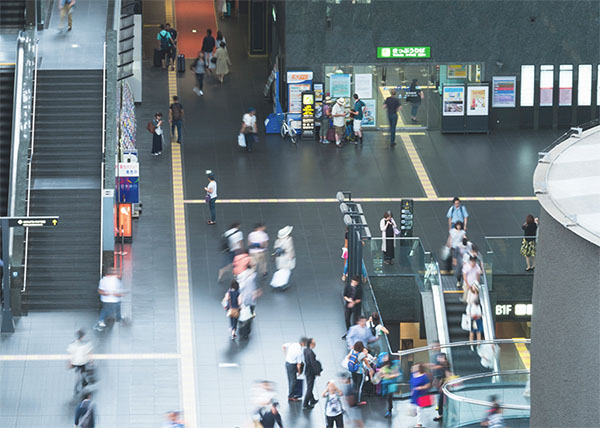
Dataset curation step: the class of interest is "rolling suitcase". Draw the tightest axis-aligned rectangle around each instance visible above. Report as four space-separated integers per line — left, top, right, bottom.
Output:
177 54 185 72
238 318 252 339
326 127 336 143
153 48 163 67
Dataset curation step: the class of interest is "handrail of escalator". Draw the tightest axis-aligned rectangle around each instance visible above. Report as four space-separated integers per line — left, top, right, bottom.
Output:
477 253 495 344
429 252 450 348
99 41 107 278
392 338 530 357
21 34 39 293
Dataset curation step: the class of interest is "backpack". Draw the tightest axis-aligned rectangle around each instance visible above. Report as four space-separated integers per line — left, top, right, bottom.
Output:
159 31 170 50
452 205 467 221
347 350 360 373
146 121 155 134
171 103 183 121
77 401 94 427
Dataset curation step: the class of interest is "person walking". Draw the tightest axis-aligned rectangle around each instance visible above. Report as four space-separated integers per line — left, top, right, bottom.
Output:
322 380 344 427
218 222 243 281
380 211 398 264
191 52 206 96
462 255 482 303
383 88 401 147
343 276 363 333
150 112 164 156
448 221 466 285
378 352 400 418
201 29 216 74
214 42 231 83
282 338 307 401
447 197 469 230
204 172 217 225
331 98 346 147
429 342 451 422
58 0 76 31
216 30 227 47
248 223 269 278
349 93 366 144
345 315 376 350
68 329 93 395
346 341 373 406
410 363 432 427
340 373 364 428
320 96 333 144
256 402 284 428
406 79 424 122
241 108 258 152
302 338 322 409
223 280 241 340
165 23 178 71
93 268 123 331
521 214 538 271
169 96 184 144
74 392 95 427
273 225 295 272
467 296 483 346
157 25 174 69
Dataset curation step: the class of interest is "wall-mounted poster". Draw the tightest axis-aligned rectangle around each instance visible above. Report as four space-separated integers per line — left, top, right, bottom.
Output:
442 86 465 116
313 83 324 102
492 76 516 108
354 73 373 99
447 64 467 79
467 86 489 116
361 99 376 127
330 73 351 98
288 83 311 113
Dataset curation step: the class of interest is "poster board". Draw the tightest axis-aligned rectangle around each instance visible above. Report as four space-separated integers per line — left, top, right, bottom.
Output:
447 64 467 79
313 83 324 120
361 99 376 127
467 86 489 116
492 76 516 108
301 91 315 138
330 74 351 98
287 71 313 114
442 86 465 116
354 74 373 99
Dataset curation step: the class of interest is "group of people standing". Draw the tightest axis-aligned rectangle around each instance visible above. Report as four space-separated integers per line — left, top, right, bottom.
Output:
319 94 367 147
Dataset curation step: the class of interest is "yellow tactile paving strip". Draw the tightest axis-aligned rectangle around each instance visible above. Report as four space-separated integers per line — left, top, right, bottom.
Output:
513 338 531 369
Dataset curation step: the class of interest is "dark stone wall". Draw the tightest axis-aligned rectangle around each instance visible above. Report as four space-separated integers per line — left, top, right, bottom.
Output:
530 208 600 427
283 0 600 82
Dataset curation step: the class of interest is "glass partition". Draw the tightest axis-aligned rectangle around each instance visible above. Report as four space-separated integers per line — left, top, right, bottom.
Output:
485 236 533 275
364 237 424 277
444 370 530 428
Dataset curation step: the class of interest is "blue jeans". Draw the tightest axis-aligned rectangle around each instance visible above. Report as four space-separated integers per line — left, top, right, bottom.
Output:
344 259 368 278
171 119 183 143
209 197 217 222
411 103 420 118
388 113 398 144
97 302 121 324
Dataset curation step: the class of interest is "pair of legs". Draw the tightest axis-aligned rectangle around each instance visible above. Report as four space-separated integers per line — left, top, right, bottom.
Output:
410 103 420 121
250 251 268 276
171 120 182 143
229 314 238 338
415 404 424 426
207 197 217 224
285 362 300 399
218 249 234 281
334 126 344 146
326 414 344 427
151 133 163 154
525 255 535 270
244 132 256 152
388 113 398 146
217 73 225 83
167 47 176 70
303 374 317 407
320 118 330 143
95 302 122 329
344 304 362 330
433 386 444 421
353 120 363 143
59 5 73 30
342 259 367 281
469 318 483 342
383 245 395 263
193 73 204 95
351 371 366 404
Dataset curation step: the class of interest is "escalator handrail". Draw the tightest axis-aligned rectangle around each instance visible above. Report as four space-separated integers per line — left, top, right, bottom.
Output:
429 252 450 347
442 368 531 410
391 338 530 356
477 253 496 343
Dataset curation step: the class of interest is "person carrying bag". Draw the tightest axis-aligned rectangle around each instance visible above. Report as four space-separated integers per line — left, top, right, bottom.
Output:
223 280 241 340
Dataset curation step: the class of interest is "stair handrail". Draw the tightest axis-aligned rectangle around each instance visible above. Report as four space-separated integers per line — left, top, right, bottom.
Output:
21 36 40 293
429 252 450 346
100 41 107 277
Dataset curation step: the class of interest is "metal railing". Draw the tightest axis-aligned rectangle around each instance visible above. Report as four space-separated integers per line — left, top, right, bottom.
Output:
428 252 450 347
21 35 40 293
393 338 530 357
100 41 107 277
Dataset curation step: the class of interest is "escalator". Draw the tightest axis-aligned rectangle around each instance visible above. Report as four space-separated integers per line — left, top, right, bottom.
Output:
0 67 15 263
0 1 27 29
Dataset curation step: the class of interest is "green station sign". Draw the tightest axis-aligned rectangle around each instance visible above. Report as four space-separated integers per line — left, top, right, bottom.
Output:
377 46 431 59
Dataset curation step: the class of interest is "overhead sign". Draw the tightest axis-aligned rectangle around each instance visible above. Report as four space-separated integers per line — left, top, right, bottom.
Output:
287 71 313 83
495 303 533 320
6 217 59 228
377 47 431 59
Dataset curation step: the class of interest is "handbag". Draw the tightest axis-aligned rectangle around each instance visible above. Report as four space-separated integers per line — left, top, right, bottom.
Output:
238 133 246 147
210 56 217 64
205 193 211 203
227 307 240 318
146 121 156 134
238 305 253 322
393 226 400 236
416 394 434 407
461 313 471 331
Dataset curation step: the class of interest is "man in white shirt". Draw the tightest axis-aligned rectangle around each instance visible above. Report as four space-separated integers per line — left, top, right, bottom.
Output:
241 108 258 152
282 337 307 401
248 223 269 277
94 268 123 331
218 223 244 282
331 98 347 147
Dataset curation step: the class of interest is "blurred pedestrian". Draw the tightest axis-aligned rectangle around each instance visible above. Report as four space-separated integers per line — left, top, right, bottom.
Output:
302 338 322 409
273 226 295 272
407 79 424 122
366 312 389 355
467 296 483 346
201 29 216 74
462 255 482 302
233 251 251 276
163 411 185 428
383 89 401 147
378 352 400 418
257 402 284 428
380 211 398 264
216 30 227 47
218 222 243 281
58 0 76 31
150 112 164 156
346 341 373 406
165 23 178 70
322 380 344 427
74 392 95 427
481 397 504 427
157 24 174 69
93 268 123 331
248 223 269 278
340 374 363 428
251 380 277 411
223 280 241 340
521 214 538 271
282 338 306 401
345 315 376 350
204 171 217 225
68 328 93 395
214 42 231 84
343 276 363 333
429 342 450 422
241 108 258 152
447 197 469 230
320 95 332 144
409 363 432 427
169 96 184 144
191 52 206 96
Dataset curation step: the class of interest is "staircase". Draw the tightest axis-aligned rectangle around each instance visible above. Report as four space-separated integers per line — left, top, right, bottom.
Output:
0 0 27 29
0 67 15 261
23 69 103 310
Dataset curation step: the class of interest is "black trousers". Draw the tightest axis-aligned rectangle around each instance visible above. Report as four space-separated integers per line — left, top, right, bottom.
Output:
326 414 344 427
344 304 361 330
303 374 316 406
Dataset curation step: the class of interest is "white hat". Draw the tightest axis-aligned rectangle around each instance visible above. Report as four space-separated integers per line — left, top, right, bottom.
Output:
336 97 345 105
277 225 293 239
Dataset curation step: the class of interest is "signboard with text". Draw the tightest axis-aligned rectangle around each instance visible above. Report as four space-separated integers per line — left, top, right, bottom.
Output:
377 47 431 59
6 217 59 228
301 91 315 139
492 76 516 108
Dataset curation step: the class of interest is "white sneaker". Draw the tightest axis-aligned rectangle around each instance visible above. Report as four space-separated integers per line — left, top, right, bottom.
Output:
199 90 204 96
192 87 199 95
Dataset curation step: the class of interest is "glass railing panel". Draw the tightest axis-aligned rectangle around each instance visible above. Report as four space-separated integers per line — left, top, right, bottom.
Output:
360 276 391 356
485 236 535 275
364 237 424 277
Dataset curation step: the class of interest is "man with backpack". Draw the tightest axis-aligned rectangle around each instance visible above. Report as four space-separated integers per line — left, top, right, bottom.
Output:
345 341 373 407
165 23 178 71
157 24 174 69
74 392 95 427
169 96 184 144
447 197 469 230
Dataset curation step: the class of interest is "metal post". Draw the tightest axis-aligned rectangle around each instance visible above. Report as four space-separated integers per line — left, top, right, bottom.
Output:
1 219 15 333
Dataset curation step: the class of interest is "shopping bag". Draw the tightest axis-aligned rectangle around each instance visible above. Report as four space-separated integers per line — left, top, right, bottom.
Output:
238 133 246 147
270 268 291 289
461 313 471 331
239 305 253 322
416 394 434 407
